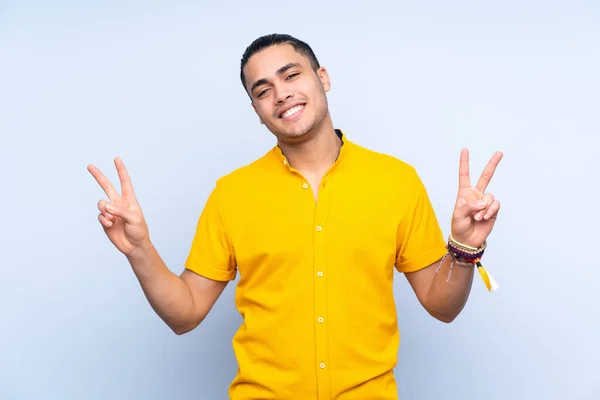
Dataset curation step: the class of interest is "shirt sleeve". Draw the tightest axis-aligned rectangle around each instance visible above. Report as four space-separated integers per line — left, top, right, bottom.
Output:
395 167 447 273
184 180 237 281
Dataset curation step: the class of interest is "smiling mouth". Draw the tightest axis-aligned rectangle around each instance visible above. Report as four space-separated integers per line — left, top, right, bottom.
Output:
280 104 305 119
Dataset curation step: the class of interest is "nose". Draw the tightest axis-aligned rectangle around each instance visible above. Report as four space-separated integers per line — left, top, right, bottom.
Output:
274 87 293 105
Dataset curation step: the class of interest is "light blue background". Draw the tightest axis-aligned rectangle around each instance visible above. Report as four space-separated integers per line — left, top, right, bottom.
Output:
1 1 599 399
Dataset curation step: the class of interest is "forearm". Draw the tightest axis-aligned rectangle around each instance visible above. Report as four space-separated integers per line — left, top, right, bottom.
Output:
425 255 475 323
126 242 197 333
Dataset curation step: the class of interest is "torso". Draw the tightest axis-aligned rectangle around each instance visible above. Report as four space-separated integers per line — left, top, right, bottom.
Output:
303 171 326 202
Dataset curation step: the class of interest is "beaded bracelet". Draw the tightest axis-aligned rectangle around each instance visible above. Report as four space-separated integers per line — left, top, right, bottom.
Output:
435 235 499 292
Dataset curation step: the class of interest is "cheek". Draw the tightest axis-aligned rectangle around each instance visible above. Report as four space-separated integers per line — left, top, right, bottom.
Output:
255 103 272 120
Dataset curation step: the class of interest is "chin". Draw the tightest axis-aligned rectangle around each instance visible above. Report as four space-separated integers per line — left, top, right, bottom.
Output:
278 115 325 141
276 125 314 142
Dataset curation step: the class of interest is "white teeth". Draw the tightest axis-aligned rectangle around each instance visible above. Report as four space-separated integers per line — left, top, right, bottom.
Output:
281 105 303 118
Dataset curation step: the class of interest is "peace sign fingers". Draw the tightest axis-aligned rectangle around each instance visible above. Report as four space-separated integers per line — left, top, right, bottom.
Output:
458 149 504 192
87 163 120 201
475 151 504 193
88 157 138 201
114 157 136 200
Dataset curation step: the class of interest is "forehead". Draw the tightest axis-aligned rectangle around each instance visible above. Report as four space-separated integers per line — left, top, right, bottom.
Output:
244 44 310 86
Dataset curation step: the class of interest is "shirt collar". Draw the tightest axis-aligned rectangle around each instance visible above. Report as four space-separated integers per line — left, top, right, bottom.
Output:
273 128 351 169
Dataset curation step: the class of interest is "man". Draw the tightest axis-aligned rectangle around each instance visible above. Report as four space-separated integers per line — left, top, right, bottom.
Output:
88 33 502 399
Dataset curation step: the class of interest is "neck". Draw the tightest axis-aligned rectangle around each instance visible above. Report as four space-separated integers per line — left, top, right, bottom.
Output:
277 116 341 174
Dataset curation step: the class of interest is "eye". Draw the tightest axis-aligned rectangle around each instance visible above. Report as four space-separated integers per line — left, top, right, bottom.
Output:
256 88 269 98
286 72 299 80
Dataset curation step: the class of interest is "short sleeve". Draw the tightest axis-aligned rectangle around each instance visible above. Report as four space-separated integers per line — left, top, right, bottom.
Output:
395 167 447 273
184 181 237 281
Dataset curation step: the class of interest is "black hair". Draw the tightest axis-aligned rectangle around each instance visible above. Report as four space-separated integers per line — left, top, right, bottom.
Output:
240 33 321 93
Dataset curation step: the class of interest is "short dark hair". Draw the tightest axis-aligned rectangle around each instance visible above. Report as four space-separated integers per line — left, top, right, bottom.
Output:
240 33 321 93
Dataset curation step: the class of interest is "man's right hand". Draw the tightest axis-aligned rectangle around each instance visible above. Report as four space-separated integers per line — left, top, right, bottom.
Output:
87 157 228 334
87 157 150 257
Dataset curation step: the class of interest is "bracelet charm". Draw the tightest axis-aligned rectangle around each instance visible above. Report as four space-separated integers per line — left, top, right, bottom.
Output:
437 235 499 292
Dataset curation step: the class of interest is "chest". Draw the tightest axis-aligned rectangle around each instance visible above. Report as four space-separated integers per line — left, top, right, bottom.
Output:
298 169 326 203
227 174 405 278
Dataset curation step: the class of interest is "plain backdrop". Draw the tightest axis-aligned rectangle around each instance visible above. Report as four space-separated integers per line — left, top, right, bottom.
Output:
1 1 599 399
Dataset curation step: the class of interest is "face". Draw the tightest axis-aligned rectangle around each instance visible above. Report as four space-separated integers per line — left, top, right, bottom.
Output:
243 44 331 143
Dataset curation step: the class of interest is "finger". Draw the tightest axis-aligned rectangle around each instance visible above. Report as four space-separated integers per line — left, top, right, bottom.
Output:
454 196 486 222
457 197 488 215
97 200 115 220
458 148 471 189
114 157 136 199
475 151 503 192
474 193 495 221
483 200 501 220
106 203 140 225
98 213 114 229
88 164 120 201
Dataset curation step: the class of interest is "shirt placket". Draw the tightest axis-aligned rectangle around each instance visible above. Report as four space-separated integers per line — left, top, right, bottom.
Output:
313 177 332 400
281 150 337 400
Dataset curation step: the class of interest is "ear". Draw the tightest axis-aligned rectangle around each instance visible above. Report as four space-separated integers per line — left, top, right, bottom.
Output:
317 67 331 92
251 102 265 125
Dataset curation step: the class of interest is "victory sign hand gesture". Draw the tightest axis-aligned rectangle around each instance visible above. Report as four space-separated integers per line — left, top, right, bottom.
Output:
87 158 149 257
451 149 503 248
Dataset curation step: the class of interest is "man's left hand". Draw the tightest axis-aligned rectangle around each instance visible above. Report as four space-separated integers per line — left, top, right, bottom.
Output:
451 149 503 248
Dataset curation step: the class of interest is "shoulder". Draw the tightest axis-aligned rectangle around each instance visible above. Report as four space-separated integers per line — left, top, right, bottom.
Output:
349 140 418 178
211 147 277 193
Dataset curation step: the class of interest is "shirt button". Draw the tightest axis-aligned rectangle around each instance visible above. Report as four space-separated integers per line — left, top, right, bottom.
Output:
302 183 308 189
320 363 326 369
317 271 323 277
318 317 324 323
316 226 322 231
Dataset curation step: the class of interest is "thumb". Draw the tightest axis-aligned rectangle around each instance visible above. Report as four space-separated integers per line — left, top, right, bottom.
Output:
105 203 140 224
455 197 487 218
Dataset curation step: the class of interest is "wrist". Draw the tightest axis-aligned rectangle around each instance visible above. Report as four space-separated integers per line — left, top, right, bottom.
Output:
449 232 485 249
445 235 499 292
127 239 155 262
447 234 486 263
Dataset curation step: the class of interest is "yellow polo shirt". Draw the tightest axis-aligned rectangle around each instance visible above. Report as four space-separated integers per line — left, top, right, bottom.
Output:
185 129 447 399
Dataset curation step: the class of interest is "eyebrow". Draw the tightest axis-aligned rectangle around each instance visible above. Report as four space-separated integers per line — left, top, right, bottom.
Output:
250 62 302 94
